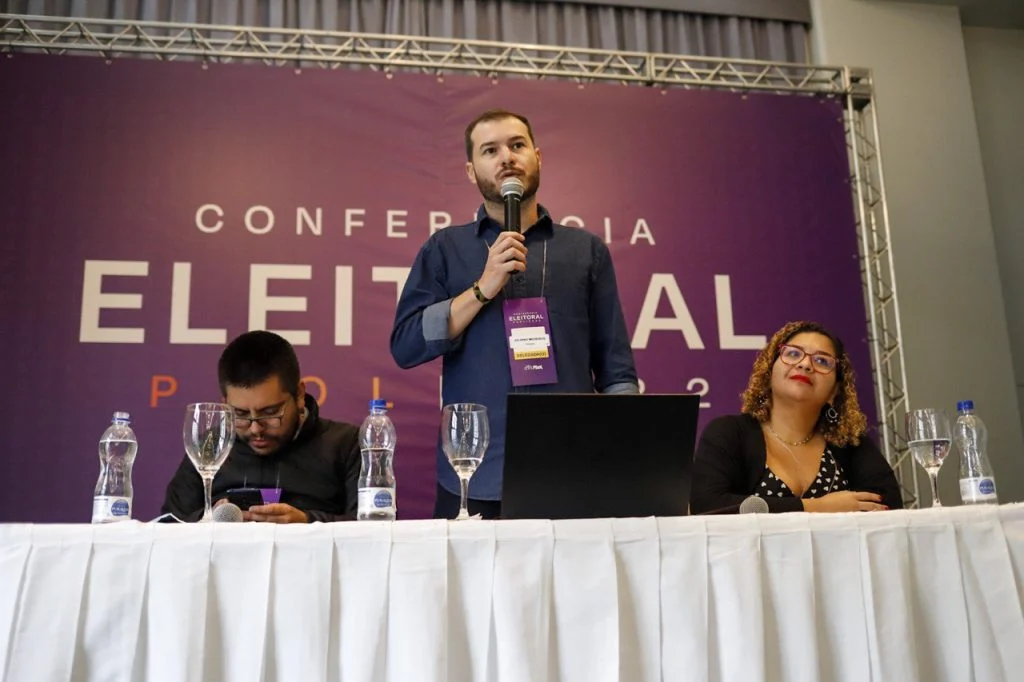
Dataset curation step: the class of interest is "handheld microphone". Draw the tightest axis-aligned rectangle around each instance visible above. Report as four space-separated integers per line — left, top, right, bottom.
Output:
697 495 770 516
501 177 524 233
212 502 244 523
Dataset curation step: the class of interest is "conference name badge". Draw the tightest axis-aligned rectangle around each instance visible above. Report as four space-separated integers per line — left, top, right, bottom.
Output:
259 487 282 504
502 297 558 387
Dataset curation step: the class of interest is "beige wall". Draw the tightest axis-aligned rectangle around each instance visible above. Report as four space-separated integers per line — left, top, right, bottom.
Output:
963 24 1024 451
810 0 1024 504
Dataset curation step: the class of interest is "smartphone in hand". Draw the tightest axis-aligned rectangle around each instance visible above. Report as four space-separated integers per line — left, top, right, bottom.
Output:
224 487 263 511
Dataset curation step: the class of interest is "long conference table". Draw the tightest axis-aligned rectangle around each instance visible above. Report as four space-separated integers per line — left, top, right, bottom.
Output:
2 504 1022 682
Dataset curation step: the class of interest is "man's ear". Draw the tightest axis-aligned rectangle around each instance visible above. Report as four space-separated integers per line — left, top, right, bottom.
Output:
465 161 477 185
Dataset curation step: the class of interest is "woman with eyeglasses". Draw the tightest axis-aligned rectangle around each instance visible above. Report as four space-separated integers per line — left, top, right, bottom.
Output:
690 321 903 514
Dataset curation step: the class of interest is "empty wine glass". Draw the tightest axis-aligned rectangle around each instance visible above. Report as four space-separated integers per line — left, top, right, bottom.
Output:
905 408 952 507
183 403 235 522
441 403 490 520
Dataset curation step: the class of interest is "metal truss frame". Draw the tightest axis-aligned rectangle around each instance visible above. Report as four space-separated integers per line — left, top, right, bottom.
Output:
0 13 916 505
844 87 918 507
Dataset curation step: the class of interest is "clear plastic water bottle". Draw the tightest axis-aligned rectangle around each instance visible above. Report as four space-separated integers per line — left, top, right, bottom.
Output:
357 399 397 520
954 400 998 505
92 412 138 523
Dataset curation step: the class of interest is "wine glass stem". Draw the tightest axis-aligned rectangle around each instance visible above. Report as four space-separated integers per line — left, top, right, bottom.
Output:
203 476 214 520
458 477 470 519
928 470 942 507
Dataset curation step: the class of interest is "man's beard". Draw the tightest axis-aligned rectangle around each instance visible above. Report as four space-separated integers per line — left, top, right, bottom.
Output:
239 418 299 455
475 168 540 204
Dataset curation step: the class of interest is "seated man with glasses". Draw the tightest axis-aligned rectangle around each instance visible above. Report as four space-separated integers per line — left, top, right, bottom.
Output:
690 320 903 514
160 330 361 523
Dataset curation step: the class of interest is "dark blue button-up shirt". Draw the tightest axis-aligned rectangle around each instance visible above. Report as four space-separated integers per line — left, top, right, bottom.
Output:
390 206 638 500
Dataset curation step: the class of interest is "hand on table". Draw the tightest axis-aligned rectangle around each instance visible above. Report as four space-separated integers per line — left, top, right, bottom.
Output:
803 491 888 513
244 503 308 524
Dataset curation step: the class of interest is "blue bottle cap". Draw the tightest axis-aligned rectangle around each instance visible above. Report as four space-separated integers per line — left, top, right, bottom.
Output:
369 399 387 410
956 400 974 412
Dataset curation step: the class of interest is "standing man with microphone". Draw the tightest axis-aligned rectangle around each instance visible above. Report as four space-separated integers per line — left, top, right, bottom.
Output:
391 109 638 519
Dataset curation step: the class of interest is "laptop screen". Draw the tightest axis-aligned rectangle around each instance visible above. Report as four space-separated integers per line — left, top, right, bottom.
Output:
501 393 700 519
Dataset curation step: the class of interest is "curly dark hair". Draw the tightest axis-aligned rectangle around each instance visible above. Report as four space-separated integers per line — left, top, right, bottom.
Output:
740 321 868 447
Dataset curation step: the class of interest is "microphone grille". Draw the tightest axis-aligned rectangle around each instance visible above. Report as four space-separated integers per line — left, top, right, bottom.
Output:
212 502 244 523
739 495 769 514
500 177 524 199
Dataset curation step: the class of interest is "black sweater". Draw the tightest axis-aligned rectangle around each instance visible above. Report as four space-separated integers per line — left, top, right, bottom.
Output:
690 413 904 514
161 395 361 522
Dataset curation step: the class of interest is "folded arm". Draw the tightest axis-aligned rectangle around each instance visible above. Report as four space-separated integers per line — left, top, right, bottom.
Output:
845 437 905 510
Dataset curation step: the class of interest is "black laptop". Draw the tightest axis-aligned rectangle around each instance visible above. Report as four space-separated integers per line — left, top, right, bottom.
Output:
501 393 700 519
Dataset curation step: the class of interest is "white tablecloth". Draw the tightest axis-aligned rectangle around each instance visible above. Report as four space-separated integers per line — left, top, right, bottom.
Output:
2 504 1023 682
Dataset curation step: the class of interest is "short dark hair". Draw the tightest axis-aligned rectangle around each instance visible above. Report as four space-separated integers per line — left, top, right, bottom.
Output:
218 331 301 397
464 109 536 160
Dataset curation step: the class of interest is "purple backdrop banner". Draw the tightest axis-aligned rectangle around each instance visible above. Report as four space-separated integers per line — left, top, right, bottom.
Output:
0 54 871 522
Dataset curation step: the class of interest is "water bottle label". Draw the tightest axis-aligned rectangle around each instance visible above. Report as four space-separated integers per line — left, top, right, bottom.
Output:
92 496 132 522
358 487 396 514
959 477 998 503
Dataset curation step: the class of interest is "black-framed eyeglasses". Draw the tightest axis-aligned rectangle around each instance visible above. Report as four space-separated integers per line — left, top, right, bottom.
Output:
233 411 286 429
778 344 837 374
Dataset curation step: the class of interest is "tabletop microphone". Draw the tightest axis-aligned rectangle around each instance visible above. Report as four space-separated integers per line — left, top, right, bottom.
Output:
698 495 770 516
739 495 769 514
212 502 244 523
501 177 524 233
